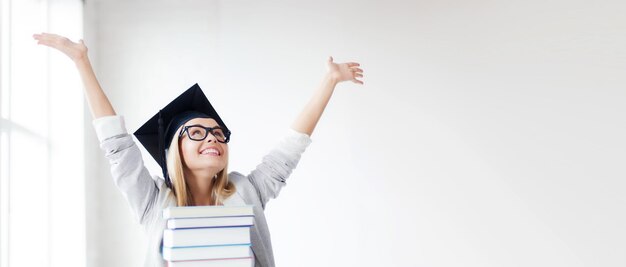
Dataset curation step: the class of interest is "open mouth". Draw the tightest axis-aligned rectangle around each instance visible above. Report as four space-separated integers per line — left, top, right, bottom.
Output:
199 147 221 156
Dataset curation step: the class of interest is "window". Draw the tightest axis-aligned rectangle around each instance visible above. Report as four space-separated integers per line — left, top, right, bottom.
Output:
0 0 85 266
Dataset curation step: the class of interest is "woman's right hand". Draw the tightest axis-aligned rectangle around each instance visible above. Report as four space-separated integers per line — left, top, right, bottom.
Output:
33 33 88 63
33 32 116 118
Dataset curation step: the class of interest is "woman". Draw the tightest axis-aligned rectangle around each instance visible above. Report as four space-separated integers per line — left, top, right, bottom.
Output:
33 33 364 267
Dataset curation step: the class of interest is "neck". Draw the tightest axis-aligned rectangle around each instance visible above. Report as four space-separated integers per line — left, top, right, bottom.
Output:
184 169 219 206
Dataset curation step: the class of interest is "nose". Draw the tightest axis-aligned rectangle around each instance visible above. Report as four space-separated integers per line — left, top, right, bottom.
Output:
205 132 218 143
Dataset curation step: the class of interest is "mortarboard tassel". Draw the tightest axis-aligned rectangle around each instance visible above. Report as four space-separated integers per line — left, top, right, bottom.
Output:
158 110 172 188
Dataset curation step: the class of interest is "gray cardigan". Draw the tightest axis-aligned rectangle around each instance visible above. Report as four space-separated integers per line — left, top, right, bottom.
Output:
93 116 312 267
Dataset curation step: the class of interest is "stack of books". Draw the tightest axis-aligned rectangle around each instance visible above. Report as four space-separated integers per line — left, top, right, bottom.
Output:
162 205 255 267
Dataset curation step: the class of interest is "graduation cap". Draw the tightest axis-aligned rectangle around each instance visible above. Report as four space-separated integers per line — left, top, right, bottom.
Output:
134 83 230 188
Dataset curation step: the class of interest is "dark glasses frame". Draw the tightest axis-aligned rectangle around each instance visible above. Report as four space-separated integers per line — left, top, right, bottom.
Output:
179 124 231 143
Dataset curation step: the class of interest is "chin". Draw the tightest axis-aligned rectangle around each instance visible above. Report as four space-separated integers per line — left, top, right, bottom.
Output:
188 167 225 178
186 157 226 172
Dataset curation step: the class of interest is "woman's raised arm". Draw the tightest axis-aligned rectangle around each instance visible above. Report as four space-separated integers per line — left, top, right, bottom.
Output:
34 33 161 225
290 56 364 136
33 33 116 119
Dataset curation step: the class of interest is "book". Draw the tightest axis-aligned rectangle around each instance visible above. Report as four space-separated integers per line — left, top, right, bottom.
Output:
163 244 252 261
167 216 254 229
163 226 251 248
168 257 253 267
163 205 254 219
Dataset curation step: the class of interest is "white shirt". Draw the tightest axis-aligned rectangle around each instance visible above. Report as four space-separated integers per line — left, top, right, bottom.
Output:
93 115 312 267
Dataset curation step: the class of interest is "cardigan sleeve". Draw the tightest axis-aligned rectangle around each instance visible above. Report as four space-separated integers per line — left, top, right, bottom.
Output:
93 115 160 224
246 128 312 208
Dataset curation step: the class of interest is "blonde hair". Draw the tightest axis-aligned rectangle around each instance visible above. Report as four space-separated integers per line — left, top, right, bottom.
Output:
166 126 235 206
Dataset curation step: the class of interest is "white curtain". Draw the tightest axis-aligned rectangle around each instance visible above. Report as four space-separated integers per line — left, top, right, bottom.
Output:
0 0 85 266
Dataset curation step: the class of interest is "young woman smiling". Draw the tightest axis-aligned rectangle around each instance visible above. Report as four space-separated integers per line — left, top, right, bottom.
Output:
33 32 364 267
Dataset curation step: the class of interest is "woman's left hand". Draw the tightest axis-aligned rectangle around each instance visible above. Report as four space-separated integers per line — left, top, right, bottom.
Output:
326 56 364 85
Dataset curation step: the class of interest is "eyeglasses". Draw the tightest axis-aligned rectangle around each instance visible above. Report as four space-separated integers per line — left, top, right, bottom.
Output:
179 125 231 143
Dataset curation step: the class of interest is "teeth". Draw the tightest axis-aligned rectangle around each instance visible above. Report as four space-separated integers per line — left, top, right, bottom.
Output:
200 148 220 155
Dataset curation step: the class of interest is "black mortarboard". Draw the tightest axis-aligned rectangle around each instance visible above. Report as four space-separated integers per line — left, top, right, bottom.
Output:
134 83 230 188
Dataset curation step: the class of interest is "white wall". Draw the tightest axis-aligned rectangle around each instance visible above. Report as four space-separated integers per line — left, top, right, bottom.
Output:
84 0 626 266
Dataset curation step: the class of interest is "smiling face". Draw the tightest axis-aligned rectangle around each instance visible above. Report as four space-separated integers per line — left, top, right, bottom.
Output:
178 117 229 176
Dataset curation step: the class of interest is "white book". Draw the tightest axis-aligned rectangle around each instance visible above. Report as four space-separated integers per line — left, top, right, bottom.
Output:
168 257 253 267
163 245 252 261
164 226 251 248
163 205 254 219
167 216 254 229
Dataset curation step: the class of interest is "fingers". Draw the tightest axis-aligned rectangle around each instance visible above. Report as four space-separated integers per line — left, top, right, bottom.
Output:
350 67 363 73
330 57 360 67
32 33 45 43
33 33 58 47
32 32 72 46
33 33 59 41
352 72 364 84
350 64 363 84
33 36 51 46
